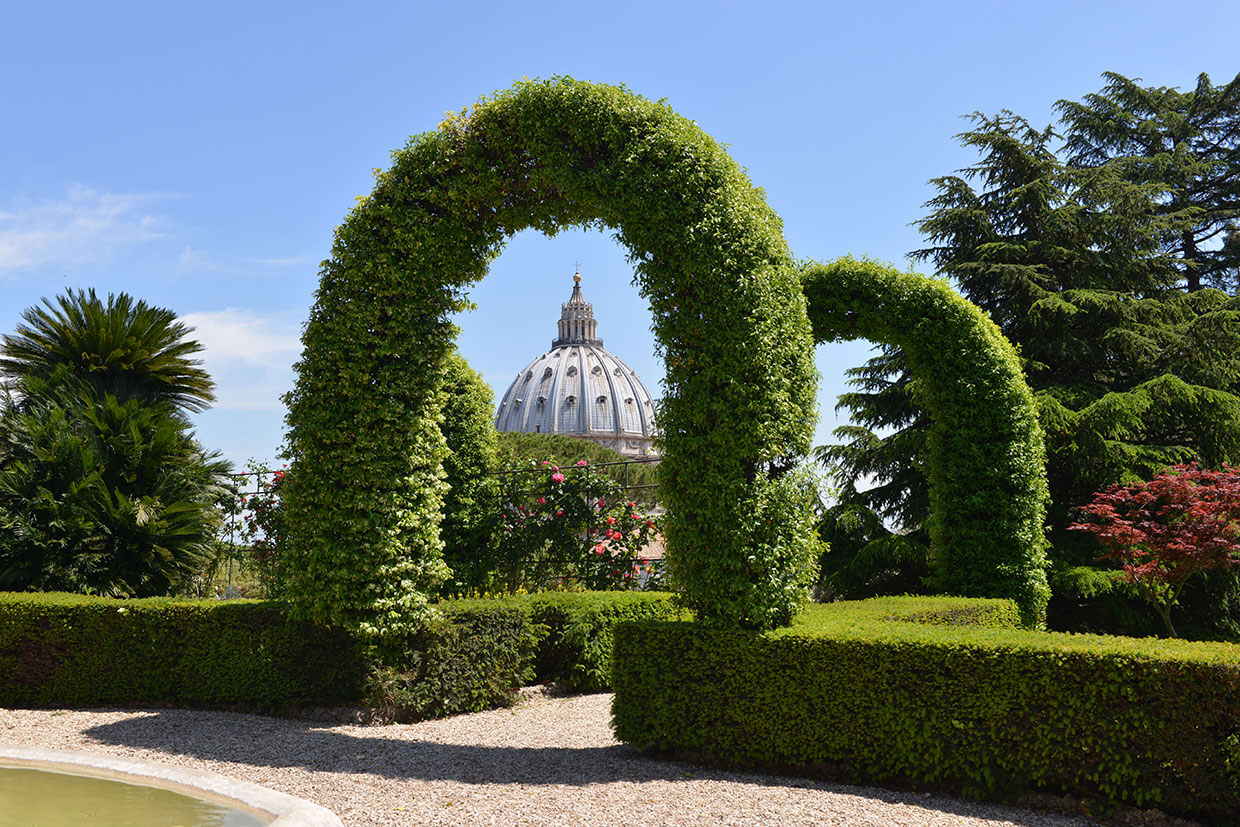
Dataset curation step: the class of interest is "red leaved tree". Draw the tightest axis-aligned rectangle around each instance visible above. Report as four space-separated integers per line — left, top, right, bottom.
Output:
1070 464 1240 638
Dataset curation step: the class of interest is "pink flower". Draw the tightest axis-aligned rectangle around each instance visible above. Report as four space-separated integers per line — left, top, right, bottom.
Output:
556 510 564 516
592 544 606 555
626 502 635 509
551 473 565 482
606 516 617 526
613 531 623 540
605 529 615 539
597 499 607 508
576 460 588 466
537 497 546 504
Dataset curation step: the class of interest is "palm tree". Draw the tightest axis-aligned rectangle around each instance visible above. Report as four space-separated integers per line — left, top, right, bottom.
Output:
0 288 215 415
0 289 229 597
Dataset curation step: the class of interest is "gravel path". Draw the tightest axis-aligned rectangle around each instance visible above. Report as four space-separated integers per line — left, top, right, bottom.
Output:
0 692 1110 826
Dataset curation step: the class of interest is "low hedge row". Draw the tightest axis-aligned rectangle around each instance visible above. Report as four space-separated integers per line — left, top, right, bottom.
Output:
367 592 683 719
612 596 1240 822
0 590 681 715
0 592 365 707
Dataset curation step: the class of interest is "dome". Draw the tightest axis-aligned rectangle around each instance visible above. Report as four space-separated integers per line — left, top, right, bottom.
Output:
494 273 658 458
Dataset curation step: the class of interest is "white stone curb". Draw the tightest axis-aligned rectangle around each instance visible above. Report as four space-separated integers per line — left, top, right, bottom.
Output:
0 746 342 826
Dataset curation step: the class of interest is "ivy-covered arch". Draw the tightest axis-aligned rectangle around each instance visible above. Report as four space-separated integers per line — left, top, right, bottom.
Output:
281 78 821 636
802 257 1050 625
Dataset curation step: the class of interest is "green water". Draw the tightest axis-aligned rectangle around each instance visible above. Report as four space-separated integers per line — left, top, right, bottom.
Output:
0 765 269 826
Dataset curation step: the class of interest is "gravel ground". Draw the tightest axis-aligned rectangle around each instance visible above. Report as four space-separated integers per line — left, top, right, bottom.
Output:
0 691 1146 826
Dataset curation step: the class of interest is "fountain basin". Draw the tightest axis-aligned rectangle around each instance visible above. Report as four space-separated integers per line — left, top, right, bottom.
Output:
0 746 341 826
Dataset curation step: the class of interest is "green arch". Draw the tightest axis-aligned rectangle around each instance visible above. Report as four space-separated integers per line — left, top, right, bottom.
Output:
281 78 820 636
802 257 1050 626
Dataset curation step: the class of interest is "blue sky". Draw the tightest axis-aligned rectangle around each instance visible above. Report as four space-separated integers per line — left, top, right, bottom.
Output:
3 0 1238 469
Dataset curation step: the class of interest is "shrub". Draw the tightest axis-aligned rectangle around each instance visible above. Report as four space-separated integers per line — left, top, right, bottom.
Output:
802 257 1050 626
0 590 681 715
0 289 230 598
494 459 659 593
613 596 1240 821
0 592 364 708
1071 463 1240 637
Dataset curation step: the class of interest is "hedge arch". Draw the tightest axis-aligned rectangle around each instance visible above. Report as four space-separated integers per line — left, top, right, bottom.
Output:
281 78 820 636
802 257 1050 626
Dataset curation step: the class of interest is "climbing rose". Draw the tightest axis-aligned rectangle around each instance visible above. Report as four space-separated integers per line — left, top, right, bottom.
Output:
576 460 588 466
551 473 565 482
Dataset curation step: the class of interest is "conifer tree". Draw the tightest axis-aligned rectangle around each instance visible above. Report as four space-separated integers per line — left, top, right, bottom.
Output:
1057 72 1240 293
824 74 1240 636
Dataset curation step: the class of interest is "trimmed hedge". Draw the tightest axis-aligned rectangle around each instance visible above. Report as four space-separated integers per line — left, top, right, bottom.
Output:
612 596 1240 821
0 590 680 715
505 591 687 691
282 76 819 637
0 592 364 708
802 257 1051 626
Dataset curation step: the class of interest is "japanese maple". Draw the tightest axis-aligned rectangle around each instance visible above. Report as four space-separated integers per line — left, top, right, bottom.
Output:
1070 464 1240 637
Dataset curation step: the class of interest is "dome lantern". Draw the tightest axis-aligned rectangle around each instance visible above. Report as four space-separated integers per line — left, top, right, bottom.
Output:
495 271 658 458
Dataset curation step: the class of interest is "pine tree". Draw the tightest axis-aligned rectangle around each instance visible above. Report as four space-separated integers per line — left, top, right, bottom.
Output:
825 76 1240 636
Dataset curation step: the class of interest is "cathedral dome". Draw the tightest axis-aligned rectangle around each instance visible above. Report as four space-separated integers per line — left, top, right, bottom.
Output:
494 273 658 458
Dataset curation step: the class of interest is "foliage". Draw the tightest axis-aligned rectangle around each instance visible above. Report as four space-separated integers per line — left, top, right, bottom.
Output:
512 590 686 691
802 256 1050 626
0 592 364 708
365 605 539 721
814 500 927 600
366 591 686 718
437 353 501 594
228 461 287 598
282 77 818 635
1057 71 1240 293
0 291 231 600
0 288 216 415
613 596 1240 821
1071 463 1240 637
493 458 659 593
495 431 659 506
0 387 230 597
825 76 1240 634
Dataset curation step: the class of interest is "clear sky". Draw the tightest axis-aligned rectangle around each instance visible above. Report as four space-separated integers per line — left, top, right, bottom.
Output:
3 0 1238 469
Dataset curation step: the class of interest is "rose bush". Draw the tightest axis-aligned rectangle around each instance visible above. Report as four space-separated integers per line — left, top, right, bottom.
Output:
496 459 659 592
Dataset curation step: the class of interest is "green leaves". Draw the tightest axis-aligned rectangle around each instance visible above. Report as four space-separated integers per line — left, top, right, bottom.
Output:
803 256 1050 626
0 290 229 598
283 77 819 635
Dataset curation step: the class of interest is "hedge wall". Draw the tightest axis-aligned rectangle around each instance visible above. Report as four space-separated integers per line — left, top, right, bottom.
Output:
0 592 364 708
802 257 1051 626
281 76 819 637
0 590 681 715
612 596 1240 821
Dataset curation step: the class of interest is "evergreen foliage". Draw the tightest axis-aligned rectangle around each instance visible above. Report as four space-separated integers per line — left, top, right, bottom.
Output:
0 290 228 597
613 596 1240 821
282 77 819 636
1 288 216 415
1057 71 1240 293
437 353 501 595
802 257 1049 626
825 74 1240 634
